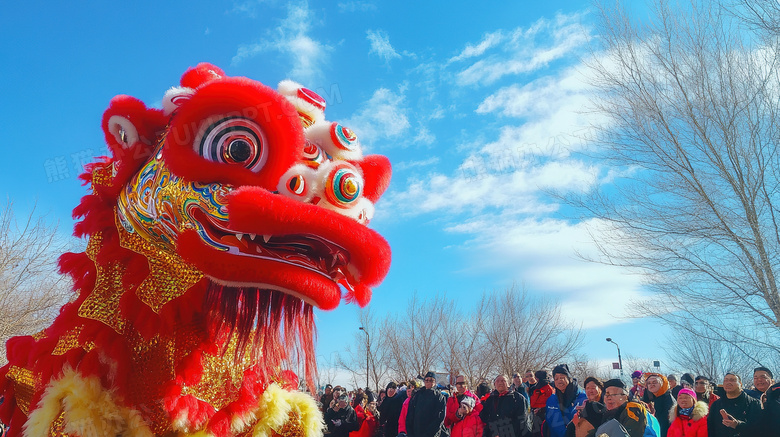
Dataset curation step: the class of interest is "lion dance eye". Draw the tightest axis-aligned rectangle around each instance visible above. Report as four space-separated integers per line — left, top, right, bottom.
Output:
302 141 327 168
324 164 363 208
197 117 268 172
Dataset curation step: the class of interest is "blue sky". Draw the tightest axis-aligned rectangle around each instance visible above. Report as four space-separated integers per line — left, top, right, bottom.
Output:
1 0 671 383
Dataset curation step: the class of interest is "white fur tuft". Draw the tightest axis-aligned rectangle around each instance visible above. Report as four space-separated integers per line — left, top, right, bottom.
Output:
107 116 139 148
162 86 195 115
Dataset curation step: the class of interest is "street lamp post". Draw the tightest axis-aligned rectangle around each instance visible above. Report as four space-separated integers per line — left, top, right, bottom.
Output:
359 327 370 389
606 338 624 380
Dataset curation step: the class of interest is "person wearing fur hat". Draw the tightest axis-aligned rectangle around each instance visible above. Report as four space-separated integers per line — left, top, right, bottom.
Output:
543 364 586 437
642 373 676 437
667 388 708 437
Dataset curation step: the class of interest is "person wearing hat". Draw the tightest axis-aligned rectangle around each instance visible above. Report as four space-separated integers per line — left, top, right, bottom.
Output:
445 375 483 431
528 370 553 437
450 391 484 437
678 373 695 390
479 374 531 437
325 394 362 437
543 364 586 437
406 372 447 437
629 371 645 400
641 373 675 437
667 388 708 437
379 382 408 437
572 378 648 437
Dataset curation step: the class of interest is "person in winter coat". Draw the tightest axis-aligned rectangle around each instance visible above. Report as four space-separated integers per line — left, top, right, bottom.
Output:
667 388 707 437
352 400 380 437
706 373 762 437
326 395 362 437
630 371 646 400
693 376 719 409
480 374 531 437
379 382 407 437
543 364 586 437
445 375 483 431
407 372 448 437
570 379 647 437
450 396 483 437
528 371 553 437
642 373 675 437
399 380 421 435
759 382 780 437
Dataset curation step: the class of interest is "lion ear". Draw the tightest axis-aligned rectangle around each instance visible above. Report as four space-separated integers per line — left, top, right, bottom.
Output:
162 86 195 116
101 95 167 179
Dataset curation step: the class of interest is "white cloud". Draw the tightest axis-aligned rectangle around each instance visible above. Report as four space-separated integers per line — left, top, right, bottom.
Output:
394 156 440 172
445 216 647 328
344 88 410 146
232 1 331 84
337 1 377 13
448 30 505 63
367 30 402 63
454 12 592 86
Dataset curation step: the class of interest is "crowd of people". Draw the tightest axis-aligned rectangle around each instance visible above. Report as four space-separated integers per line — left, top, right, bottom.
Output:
318 366 780 437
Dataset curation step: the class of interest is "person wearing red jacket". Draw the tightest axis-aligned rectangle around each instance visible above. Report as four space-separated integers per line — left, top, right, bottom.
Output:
445 375 484 431
527 370 553 437
667 388 708 437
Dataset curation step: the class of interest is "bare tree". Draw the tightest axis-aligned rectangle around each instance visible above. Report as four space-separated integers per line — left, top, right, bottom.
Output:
477 285 583 377
0 201 73 364
336 308 393 392
575 0 780 366
383 293 449 382
662 329 778 381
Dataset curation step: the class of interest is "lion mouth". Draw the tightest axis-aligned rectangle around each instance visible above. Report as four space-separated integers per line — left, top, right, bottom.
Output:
197 210 354 285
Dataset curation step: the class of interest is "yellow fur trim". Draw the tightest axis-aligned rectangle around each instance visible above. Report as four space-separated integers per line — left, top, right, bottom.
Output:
230 383 323 437
24 367 154 437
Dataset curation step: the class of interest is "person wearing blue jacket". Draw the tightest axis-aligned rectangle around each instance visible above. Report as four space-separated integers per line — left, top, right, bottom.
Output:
543 364 586 437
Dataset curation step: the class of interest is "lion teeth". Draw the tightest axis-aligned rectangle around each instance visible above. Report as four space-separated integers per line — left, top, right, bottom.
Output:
236 233 244 242
262 234 271 243
249 233 256 241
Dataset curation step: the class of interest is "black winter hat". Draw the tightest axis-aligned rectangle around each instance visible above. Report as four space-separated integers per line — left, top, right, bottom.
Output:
386 382 397 390
603 379 626 390
552 364 571 379
680 373 695 387
424 371 436 379
535 370 549 382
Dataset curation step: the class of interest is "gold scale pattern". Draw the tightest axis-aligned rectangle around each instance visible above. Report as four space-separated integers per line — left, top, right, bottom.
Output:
6 365 39 415
115 216 203 313
77 232 127 333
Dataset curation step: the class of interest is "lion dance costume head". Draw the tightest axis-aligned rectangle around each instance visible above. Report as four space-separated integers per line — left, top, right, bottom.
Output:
0 63 391 437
